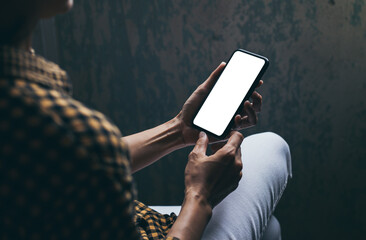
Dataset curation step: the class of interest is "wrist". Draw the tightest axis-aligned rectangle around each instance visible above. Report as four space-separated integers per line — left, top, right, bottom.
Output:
168 115 187 150
174 112 197 148
183 190 212 218
167 189 212 240
173 112 190 148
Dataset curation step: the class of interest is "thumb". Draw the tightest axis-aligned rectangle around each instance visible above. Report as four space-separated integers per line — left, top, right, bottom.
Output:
202 62 226 90
192 131 209 156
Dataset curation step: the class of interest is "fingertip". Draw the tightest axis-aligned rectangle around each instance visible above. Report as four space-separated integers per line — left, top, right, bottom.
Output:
218 62 226 72
206 63 226 88
235 115 245 127
256 80 264 88
244 101 251 108
199 131 206 138
198 131 209 145
216 62 226 71
215 62 226 74
228 131 244 143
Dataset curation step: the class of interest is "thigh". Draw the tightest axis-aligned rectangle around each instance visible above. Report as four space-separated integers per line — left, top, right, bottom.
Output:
201 132 292 240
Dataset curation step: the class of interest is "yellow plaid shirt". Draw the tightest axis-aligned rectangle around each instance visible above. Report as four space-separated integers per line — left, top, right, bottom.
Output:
0 47 177 240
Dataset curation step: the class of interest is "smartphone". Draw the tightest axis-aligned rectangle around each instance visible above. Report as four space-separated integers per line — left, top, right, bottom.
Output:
192 49 269 139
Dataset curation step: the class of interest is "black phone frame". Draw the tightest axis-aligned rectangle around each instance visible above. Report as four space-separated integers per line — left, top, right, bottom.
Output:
192 49 269 139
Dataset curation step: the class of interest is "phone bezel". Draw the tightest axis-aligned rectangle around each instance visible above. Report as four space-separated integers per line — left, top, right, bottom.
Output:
192 49 269 139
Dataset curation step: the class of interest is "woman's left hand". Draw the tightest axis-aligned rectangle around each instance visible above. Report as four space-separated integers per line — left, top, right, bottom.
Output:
175 62 263 146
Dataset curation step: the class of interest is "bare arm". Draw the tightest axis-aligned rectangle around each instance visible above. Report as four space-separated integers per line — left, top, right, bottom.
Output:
122 117 185 173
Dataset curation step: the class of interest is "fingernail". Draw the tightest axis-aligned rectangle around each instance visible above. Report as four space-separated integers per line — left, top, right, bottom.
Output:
199 131 206 138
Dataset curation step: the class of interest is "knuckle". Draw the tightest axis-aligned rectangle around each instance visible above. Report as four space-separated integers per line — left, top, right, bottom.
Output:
232 132 244 143
238 172 243 181
235 161 243 171
229 151 236 159
236 132 244 141
197 84 204 91
188 151 198 159
255 92 262 100
196 138 204 145
223 146 236 159
232 182 239 191
197 85 208 95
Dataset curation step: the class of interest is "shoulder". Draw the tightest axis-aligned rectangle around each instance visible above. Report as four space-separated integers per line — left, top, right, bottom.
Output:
1 78 130 168
0 79 139 238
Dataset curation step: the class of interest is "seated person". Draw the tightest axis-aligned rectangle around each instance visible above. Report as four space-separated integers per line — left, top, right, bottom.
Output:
0 1 292 239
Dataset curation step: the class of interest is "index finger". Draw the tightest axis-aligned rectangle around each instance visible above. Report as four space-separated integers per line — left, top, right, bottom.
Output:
202 62 226 90
226 131 244 150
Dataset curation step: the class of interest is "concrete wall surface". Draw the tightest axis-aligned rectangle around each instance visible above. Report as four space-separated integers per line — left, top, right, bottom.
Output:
32 0 366 239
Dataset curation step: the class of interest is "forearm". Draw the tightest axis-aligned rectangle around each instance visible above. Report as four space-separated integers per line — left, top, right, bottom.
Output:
122 117 185 173
167 193 212 240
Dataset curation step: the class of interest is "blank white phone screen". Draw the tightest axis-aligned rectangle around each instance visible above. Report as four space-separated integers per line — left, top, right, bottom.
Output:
193 51 265 136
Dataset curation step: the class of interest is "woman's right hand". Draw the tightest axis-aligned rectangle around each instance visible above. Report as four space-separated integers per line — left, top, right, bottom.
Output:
184 131 244 208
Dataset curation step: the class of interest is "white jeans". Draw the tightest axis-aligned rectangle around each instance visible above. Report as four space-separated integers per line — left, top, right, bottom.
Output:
152 132 292 240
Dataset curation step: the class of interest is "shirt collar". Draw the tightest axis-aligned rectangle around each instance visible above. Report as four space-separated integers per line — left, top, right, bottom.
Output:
0 46 72 95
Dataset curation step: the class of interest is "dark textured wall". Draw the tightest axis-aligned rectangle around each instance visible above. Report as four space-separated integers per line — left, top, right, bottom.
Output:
33 0 366 239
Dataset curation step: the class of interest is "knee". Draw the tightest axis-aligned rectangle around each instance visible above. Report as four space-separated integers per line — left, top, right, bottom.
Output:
262 216 282 240
259 132 290 155
245 132 292 178
263 132 292 178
